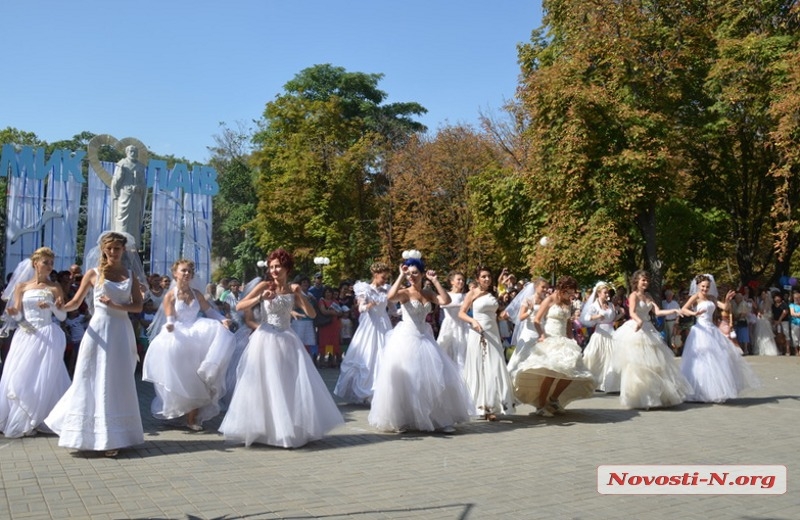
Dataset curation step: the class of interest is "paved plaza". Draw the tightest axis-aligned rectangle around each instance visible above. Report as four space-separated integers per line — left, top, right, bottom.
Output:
1 356 798 519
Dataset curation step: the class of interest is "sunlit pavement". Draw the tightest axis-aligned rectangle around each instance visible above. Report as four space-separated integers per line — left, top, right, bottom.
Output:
1 355 798 519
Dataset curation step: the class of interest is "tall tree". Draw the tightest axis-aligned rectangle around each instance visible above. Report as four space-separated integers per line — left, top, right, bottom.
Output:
250 64 426 281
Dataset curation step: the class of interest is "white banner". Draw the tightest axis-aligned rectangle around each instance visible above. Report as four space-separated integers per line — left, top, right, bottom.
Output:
5 173 44 277
44 165 83 272
149 176 183 279
85 162 113 268
182 191 213 286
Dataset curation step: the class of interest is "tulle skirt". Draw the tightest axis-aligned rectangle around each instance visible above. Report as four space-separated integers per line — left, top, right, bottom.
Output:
513 335 595 408
437 316 469 373
142 318 236 424
680 322 761 403
220 325 253 410
582 328 620 392
463 328 515 415
506 324 539 380
45 308 144 451
368 322 474 432
219 324 344 448
0 323 70 437
334 314 391 404
752 318 779 356
613 320 692 409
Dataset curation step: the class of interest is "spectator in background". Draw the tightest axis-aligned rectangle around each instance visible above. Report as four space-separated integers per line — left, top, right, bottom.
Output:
308 273 324 301
317 286 343 366
661 289 681 351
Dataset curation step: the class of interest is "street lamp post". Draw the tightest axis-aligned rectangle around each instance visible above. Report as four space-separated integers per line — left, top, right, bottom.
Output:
539 236 556 286
313 256 330 279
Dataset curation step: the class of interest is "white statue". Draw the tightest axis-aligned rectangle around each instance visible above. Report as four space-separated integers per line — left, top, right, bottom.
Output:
111 145 147 247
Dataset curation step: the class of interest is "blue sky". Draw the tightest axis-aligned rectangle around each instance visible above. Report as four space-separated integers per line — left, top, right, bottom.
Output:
1 1 543 163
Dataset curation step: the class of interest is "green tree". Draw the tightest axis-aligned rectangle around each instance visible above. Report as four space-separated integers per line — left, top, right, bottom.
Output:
250 64 426 282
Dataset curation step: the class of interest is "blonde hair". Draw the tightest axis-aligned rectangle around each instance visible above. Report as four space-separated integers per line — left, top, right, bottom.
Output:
370 261 390 274
98 232 127 283
30 247 55 264
171 258 196 278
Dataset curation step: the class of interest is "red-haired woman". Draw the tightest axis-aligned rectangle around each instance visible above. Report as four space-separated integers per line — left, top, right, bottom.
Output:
220 248 343 448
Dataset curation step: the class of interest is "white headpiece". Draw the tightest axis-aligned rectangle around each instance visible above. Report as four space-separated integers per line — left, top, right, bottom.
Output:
580 280 609 326
402 250 422 260
689 273 719 298
84 230 146 287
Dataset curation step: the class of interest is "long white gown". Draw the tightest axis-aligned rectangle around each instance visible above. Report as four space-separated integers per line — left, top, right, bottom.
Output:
613 300 692 409
45 269 144 451
369 299 474 432
0 289 70 438
142 288 236 424
752 300 779 356
437 291 469 373
581 301 620 392
334 282 392 404
506 297 540 380
680 300 760 403
462 293 515 416
514 304 595 408
219 293 344 448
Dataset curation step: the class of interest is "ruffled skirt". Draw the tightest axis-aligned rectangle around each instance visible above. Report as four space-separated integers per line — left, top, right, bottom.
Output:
680 322 760 403
613 321 692 409
369 322 474 431
219 324 343 448
513 335 595 408
142 318 236 424
0 323 70 437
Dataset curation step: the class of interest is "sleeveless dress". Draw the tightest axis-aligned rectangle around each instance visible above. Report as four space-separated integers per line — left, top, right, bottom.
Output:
0 289 70 437
437 291 469 373
45 269 144 451
369 299 474 432
752 299 779 356
680 300 760 403
143 287 236 424
219 293 344 448
513 304 595 408
581 301 620 392
507 297 541 380
613 300 692 409
462 293 515 416
334 282 392 404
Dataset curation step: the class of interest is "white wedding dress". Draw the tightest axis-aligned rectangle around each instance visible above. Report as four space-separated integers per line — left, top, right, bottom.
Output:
462 293 515 416
369 299 474 431
143 288 236 424
680 300 760 403
334 282 392 404
0 289 70 437
220 293 344 448
46 269 144 451
581 301 620 392
437 291 469 373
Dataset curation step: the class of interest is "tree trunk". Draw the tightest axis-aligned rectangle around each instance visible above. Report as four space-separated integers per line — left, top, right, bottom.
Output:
637 206 663 299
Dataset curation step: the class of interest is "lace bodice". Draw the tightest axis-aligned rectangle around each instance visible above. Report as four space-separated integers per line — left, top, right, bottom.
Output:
173 288 201 324
543 304 571 337
261 293 294 331
695 300 716 326
400 299 431 333
21 289 57 328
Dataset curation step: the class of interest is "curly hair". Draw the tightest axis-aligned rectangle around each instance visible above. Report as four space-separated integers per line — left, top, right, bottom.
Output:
30 247 55 264
370 261 390 274
268 248 294 272
555 275 578 292
630 270 650 290
171 258 196 278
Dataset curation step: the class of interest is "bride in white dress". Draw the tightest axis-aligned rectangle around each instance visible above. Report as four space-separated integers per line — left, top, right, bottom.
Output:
334 262 393 404
220 248 343 448
580 281 622 392
752 289 779 356
143 259 236 430
506 278 549 380
0 248 70 438
459 266 515 420
679 274 760 403
613 270 691 410
513 276 595 416
368 255 474 433
436 271 469 373
46 231 145 456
